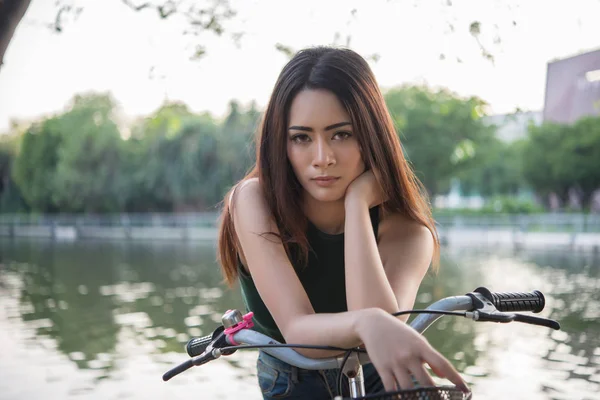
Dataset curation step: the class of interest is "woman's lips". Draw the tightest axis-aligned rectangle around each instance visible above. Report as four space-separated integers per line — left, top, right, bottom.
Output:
311 176 340 187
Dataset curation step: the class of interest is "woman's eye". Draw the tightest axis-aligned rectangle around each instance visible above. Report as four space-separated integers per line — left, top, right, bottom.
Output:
334 131 352 140
291 134 311 143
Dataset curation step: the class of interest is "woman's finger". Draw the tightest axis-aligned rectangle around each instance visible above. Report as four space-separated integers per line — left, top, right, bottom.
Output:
425 348 470 392
392 366 414 391
378 370 398 393
408 362 435 388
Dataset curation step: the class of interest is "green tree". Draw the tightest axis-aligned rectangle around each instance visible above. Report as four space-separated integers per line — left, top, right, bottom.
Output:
217 100 258 192
567 116 600 210
166 117 222 210
488 116 600 211
129 101 195 141
522 123 572 207
50 93 129 213
458 138 526 197
125 103 222 211
12 117 64 212
385 85 494 198
0 133 28 212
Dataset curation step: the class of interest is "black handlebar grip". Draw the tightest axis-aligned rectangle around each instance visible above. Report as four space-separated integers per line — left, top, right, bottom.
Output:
186 335 213 357
475 287 545 313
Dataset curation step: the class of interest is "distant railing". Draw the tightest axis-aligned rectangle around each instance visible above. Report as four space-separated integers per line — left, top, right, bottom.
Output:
0 212 220 228
2 212 600 249
1 212 599 232
434 213 600 233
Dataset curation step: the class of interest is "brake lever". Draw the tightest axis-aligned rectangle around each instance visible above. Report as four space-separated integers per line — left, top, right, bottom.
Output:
163 326 232 382
466 310 561 331
465 291 515 323
162 348 222 381
164 310 254 383
162 358 194 381
513 313 561 330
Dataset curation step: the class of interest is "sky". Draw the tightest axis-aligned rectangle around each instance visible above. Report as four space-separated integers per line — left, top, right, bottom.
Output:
1 0 600 133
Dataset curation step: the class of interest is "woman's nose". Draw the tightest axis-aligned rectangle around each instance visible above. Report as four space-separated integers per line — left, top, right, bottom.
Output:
312 137 336 169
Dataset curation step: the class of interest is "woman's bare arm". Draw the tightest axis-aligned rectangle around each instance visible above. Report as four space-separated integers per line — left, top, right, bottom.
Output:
231 178 465 392
232 178 369 358
342 170 433 316
344 196 433 320
376 212 434 322
343 196 399 313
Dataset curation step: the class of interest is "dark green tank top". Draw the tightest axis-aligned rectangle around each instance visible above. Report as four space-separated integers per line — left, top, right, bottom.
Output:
238 207 380 343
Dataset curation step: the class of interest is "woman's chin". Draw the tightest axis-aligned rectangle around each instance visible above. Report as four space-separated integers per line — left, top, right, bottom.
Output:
305 188 346 203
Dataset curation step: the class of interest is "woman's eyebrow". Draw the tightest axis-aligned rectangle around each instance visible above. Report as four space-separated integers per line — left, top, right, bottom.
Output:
288 121 352 132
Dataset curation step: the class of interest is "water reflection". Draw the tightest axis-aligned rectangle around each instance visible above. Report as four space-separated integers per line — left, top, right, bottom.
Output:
517 250 600 399
0 239 598 399
0 239 246 382
434 246 600 399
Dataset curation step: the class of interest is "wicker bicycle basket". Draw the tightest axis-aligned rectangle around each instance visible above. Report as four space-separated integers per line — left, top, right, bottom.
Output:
340 385 472 400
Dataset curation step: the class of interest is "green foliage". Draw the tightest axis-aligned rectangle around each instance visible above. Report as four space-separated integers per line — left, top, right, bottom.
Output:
10 93 132 213
127 115 221 211
522 122 570 202
125 103 210 211
522 116 600 210
458 138 526 197
4 86 599 214
567 116 600 207
0 134 28 212
434 196 544 216
123 100 258 212
130 101 194 141
384 85 495 197
6 94 262 213
51 93 129 213
12 117 64 212
480 196 545 214
217 100 258 191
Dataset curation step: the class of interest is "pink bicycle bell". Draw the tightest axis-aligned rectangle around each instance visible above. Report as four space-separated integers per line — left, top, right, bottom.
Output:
222 309 255 345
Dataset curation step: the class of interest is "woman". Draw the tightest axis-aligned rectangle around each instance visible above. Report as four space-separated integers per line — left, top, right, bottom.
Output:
217 46 467 398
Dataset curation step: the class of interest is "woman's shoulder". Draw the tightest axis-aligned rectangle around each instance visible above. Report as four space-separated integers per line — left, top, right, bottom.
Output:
235 176 261 194
377 209 433 245
376 210 435 269
230 177 263 207
229 178 274 225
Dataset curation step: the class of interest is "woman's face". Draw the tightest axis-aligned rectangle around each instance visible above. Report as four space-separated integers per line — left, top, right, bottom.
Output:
286 89 365 204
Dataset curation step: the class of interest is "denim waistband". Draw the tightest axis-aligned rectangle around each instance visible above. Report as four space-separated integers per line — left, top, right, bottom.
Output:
258 349 298 373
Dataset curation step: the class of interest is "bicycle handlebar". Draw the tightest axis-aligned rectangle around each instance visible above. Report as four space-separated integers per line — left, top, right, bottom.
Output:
232 330 372 370
170 287 560 382
185 295 476 358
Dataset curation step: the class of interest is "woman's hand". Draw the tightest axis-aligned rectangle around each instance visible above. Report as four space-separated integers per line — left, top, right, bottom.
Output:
355 308 469 393
345 170 387 208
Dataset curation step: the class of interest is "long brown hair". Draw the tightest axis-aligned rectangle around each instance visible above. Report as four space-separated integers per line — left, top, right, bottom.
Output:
218 46 439 286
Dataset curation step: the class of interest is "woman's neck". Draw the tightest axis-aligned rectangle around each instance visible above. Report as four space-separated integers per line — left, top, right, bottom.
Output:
302 194 346 235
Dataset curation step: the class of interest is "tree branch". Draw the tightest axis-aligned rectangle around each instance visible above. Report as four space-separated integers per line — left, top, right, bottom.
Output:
0 0 33 71
121 0 153 12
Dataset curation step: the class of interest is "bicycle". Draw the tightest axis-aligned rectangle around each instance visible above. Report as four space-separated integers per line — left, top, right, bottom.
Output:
162 287 561 399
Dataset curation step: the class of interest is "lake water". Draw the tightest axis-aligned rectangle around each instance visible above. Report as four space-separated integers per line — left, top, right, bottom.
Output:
0 238 598 400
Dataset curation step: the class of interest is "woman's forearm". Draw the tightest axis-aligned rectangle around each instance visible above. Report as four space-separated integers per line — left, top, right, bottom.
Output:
282 308 382 359
344 198 398 313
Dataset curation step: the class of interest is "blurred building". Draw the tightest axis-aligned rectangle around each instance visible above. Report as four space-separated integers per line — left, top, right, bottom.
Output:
543 48 600 124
